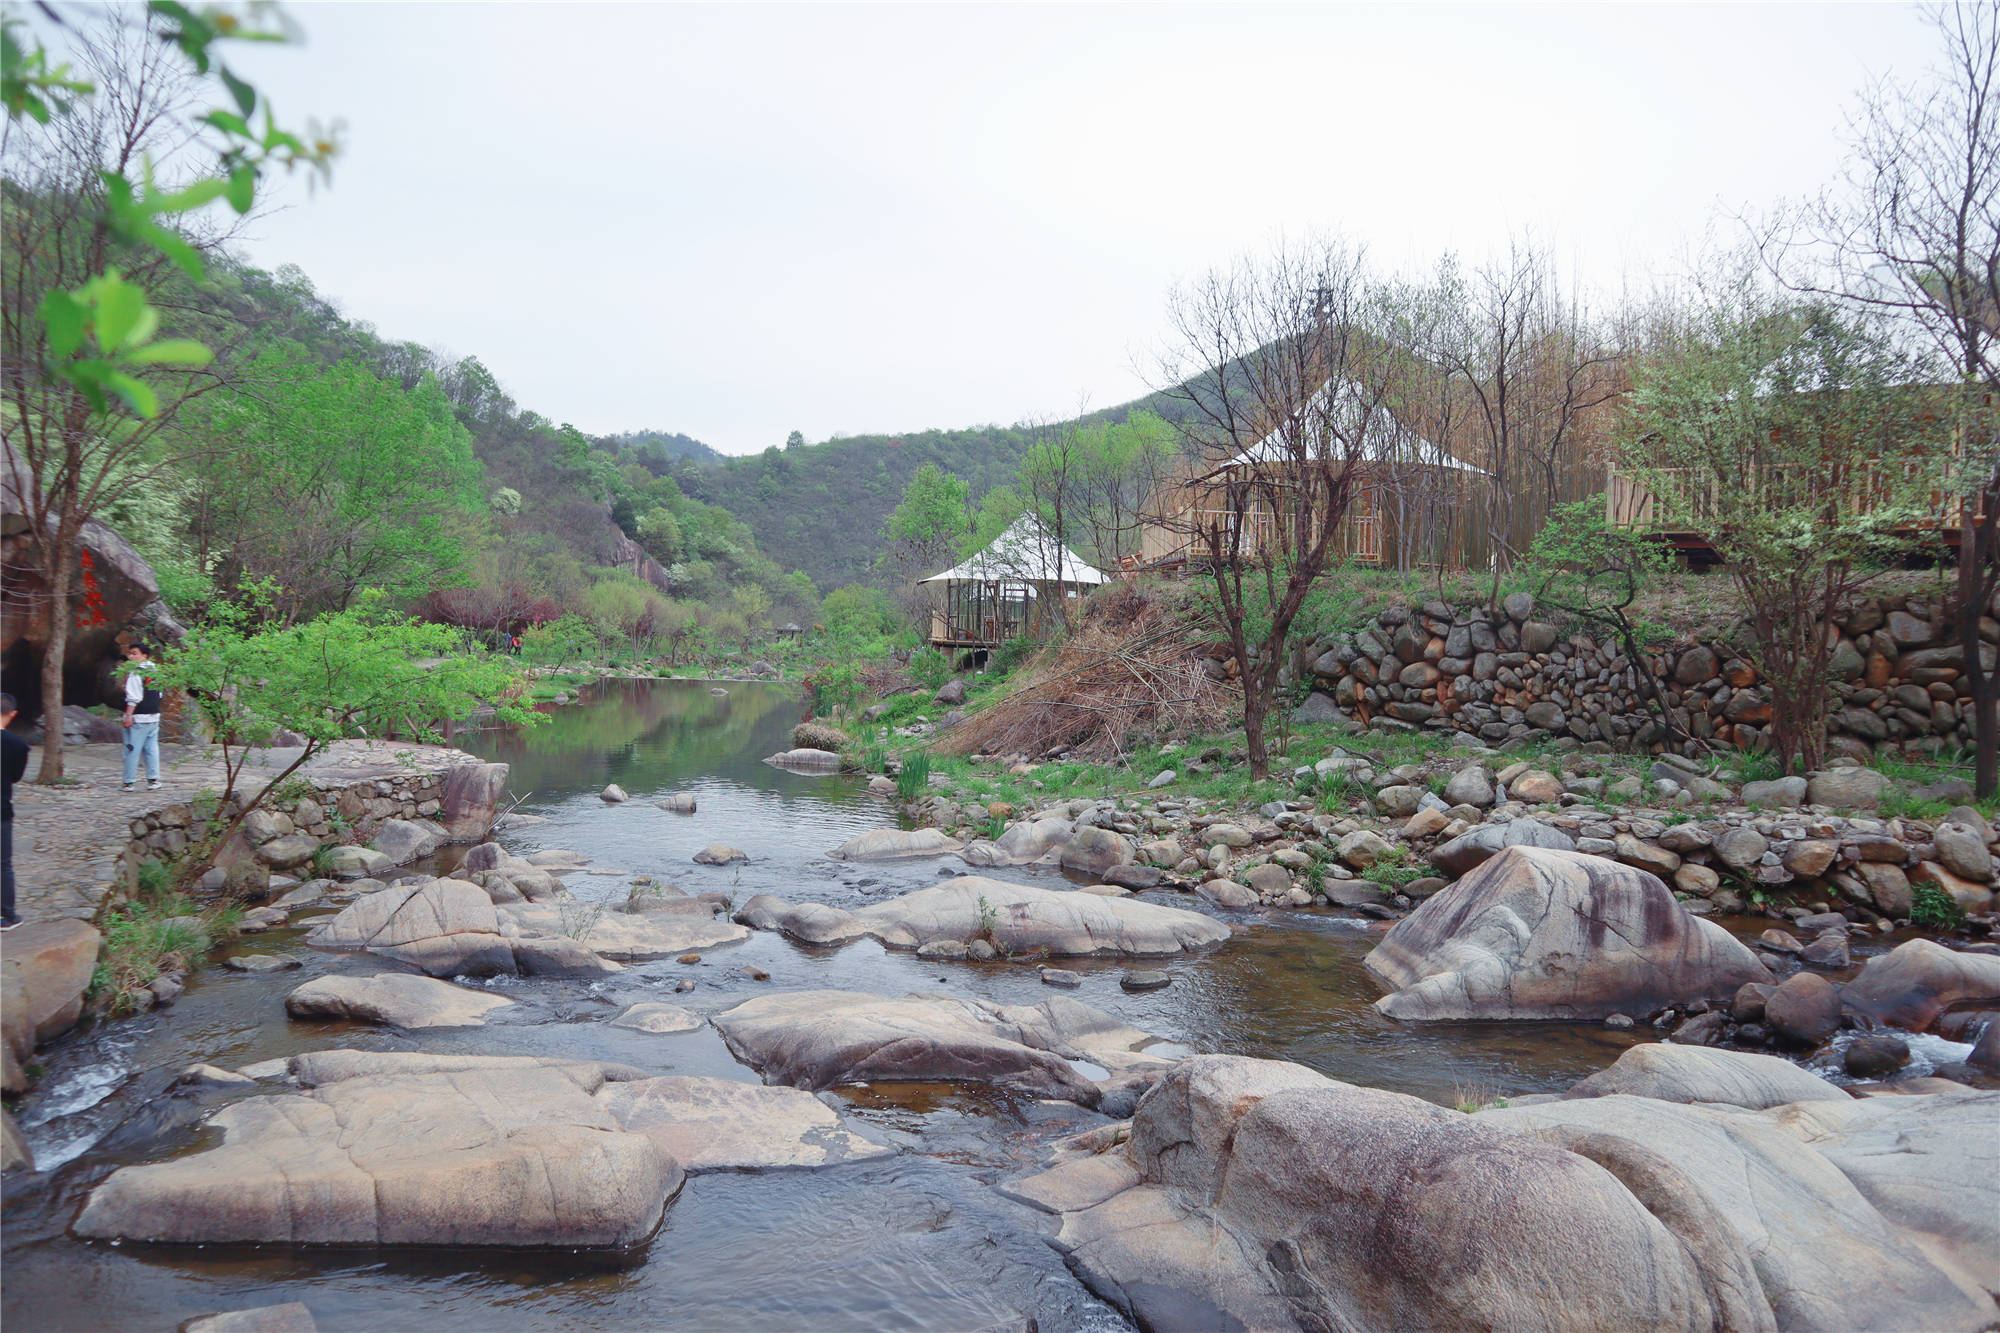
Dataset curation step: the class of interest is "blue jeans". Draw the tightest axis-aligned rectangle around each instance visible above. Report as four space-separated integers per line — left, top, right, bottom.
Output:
124 716 160 784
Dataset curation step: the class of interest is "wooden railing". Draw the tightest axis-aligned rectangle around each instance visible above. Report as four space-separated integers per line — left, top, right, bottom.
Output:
1606 461 1982 535
1138 494 1382 566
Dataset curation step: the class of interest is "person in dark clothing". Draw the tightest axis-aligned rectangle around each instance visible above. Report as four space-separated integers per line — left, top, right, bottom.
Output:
2 691 26 929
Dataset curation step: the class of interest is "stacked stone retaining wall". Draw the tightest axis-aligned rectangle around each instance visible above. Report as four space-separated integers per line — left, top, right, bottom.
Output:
1294 591 1997 758
115 747 509 902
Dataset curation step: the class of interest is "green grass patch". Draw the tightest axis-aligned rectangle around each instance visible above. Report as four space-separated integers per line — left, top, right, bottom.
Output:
1363 845 1428 891
1909 881 1965 930
89 887 240 1018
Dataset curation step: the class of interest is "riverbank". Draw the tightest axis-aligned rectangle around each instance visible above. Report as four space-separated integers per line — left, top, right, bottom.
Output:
4 676 1995 1333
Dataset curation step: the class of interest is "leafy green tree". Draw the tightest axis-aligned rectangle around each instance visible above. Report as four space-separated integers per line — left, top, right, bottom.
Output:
785 430 805 451
1018 410 1177 567
885 462 971 572
2 2 336 781
1621 286 1950 771
182 344 483 619
732 584 773 638
1522 499 1681 747
821 583 903 647
636 506 682 563
162 588 540 876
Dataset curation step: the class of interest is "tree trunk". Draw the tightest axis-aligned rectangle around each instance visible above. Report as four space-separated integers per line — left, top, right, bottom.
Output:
35 530 77 784
1961 504 1999 799
1243 673 1270 781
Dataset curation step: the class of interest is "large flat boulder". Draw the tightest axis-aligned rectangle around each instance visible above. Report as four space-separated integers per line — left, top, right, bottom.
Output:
306 877 623 976
739 877 1227 958
502 902 749 959
72 1063 680 1247
1 920 101 1091
285 974 514 1029
712 989 1167 1106
1365 846 1771 1021
1016 1054 1999 1333
1018 1055 1770 1333
286 1049 636 1087
1485 1090 2000 1332
1842 938 2000 1032
308 878 498 948
826 827 965 860
765 747 843 771
597 1075 893 1171
1566 1043 1850 1108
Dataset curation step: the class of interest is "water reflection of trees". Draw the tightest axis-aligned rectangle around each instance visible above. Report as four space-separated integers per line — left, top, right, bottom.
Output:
461 680 803 796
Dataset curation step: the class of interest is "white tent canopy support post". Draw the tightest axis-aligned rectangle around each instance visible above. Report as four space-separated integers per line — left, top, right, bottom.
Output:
921 515 1109 648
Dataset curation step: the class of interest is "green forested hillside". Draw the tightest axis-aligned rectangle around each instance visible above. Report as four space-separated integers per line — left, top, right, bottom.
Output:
664 396 1183 588
47 256 819 642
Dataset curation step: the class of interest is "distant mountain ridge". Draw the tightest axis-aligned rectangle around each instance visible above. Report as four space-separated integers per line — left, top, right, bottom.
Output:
643 392 1177 590
601 428 726 466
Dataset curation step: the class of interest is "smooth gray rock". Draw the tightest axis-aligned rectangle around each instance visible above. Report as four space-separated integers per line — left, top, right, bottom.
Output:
284 974 513 1029
1843 939 2000 1032
608 1003 702 1034
1932 824 1993 883
854 877 1227 957
712 989 1167 1105
181 1303 318 1332
1020 1054 1773 1333
74 1061 678 1248
1806 768 1890 810
1060 826 1135 875
1567 1043 1847 1108
597 1074 891 1171
959 816 1074 867
1743 776 1809 808
828 827 965 860
1443 766 1495 808
765 748 843 772
1367 847 1770 1021
1430 818 1576 875
1484 1090 2000 1333
370 819 442 867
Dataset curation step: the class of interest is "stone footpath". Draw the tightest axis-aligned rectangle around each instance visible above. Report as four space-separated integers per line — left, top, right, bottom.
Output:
10 739 504 925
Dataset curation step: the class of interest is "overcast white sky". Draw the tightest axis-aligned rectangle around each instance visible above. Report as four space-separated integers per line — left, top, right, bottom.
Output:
223 3 1939 453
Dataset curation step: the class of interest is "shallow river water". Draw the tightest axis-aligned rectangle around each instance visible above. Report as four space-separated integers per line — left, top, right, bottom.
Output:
0 678 1905 1332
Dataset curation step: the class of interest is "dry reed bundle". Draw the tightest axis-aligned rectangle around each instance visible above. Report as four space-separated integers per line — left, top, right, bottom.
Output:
940 582 1235 760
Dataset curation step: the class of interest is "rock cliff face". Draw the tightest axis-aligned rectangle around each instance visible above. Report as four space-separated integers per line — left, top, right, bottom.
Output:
0 504 184 724
1294 592 1993 758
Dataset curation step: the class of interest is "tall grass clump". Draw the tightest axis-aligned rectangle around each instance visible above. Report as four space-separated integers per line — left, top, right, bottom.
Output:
89 888 239 1017
896 753 933 802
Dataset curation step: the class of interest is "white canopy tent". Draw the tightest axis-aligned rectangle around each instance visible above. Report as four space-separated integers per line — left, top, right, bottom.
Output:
1219 378 1489 476
921 515 1108 647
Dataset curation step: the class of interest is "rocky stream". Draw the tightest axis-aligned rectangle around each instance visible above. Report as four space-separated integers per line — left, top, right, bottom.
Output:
2 679 1994 1332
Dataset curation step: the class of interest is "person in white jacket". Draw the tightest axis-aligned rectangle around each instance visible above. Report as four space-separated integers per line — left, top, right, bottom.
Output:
121 643 162 792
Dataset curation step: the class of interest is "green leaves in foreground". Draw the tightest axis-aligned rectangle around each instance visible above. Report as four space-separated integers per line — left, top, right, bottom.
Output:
37 269 215 418
161 589 546 760
8 3 340 422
